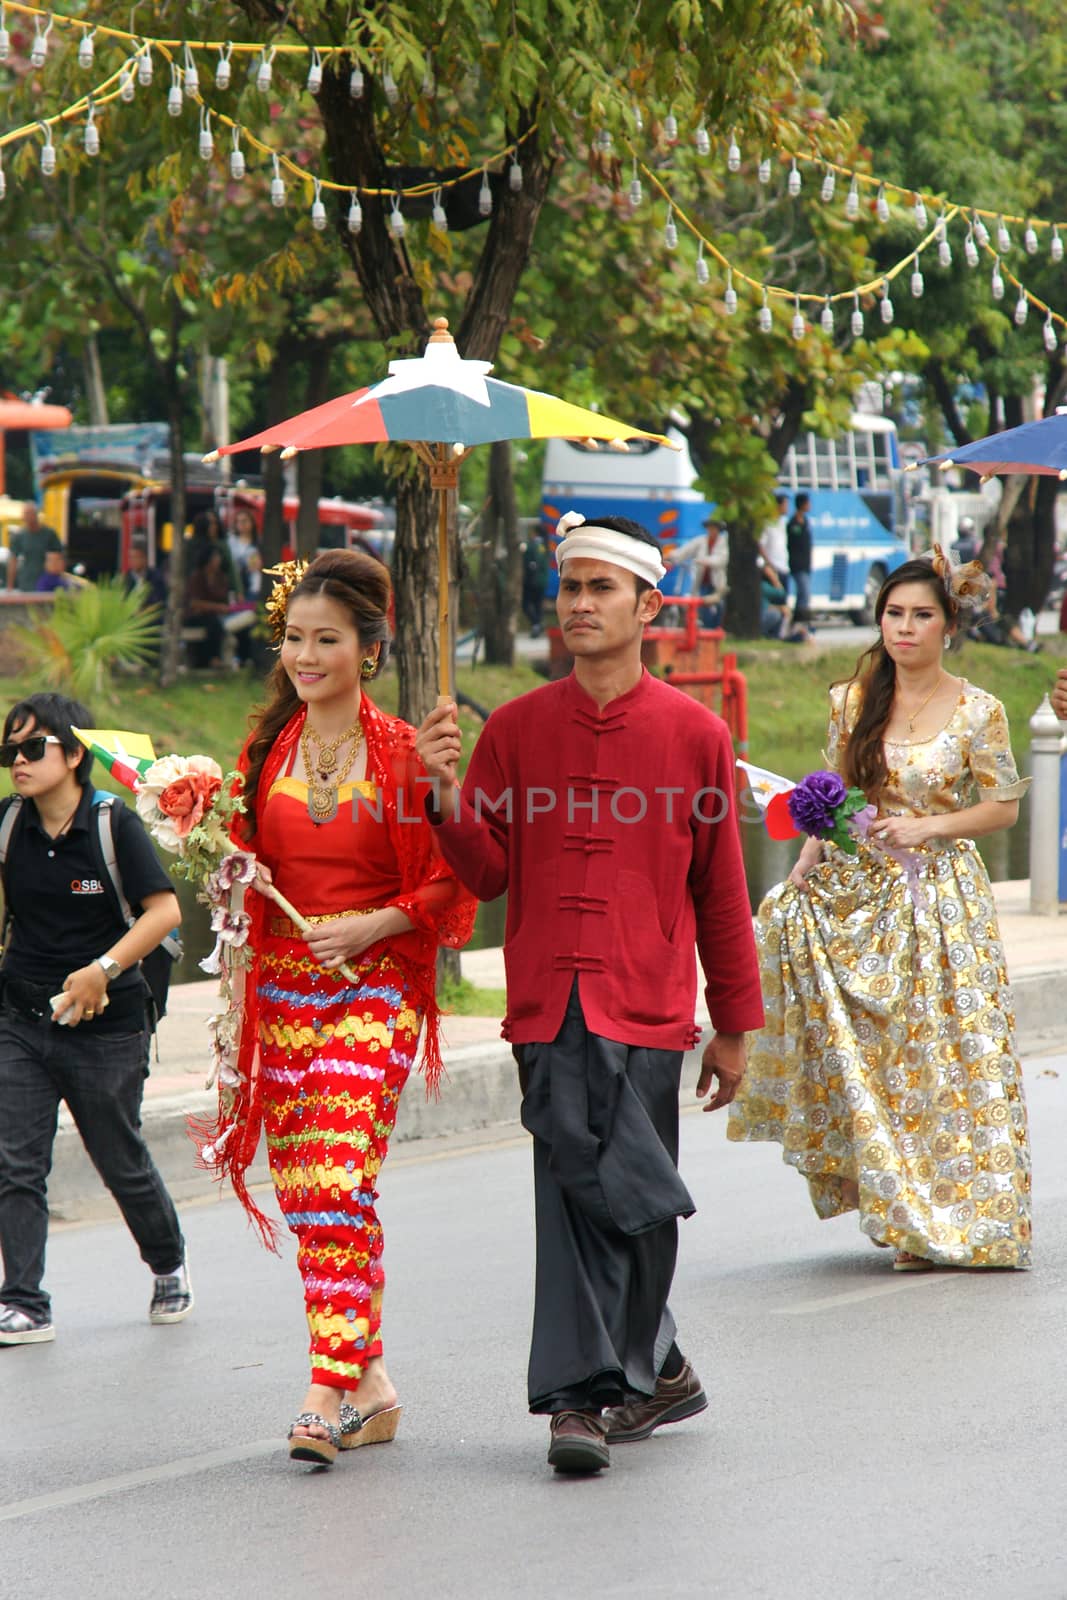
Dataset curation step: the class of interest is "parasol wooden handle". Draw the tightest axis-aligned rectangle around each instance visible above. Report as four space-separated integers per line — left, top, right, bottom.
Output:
258 881 362 985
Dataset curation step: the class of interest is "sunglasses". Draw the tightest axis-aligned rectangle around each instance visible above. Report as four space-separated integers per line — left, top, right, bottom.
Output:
0 735 65 767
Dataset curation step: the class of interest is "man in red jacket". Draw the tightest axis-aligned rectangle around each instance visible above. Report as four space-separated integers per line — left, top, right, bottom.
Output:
417 512 763 1474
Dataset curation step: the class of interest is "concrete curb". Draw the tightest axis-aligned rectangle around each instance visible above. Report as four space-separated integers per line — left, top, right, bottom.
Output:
49 980 1066 1224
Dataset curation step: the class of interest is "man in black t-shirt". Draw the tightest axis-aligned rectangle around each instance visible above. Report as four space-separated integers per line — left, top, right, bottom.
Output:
786 492 814 625
0 692 191 1345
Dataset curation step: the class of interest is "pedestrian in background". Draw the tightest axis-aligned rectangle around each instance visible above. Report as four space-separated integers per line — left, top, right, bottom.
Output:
8 502 62 593
759 491 790 587
207 551 474 1466
418 511 762 1475
729 556 1032 1271
786 491 814 631
521 528 548 637
675 514 728 627
0 692 189 1346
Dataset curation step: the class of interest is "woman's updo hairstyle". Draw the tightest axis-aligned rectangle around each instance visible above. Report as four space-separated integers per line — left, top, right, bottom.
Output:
239 549 393 834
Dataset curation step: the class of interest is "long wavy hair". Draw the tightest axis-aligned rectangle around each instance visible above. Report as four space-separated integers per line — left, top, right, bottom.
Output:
838 558 954 802
240 549 391 836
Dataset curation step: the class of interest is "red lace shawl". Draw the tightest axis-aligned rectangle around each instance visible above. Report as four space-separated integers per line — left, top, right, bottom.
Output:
199 694 476 1244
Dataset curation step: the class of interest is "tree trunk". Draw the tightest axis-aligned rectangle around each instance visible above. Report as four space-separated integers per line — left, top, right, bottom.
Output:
296 345 332 560
260 353 290 569
724 517 762 638
83 334 109 426
479 440 522 664
1002 475 1057 614
160 387 187 687
392 470 441 726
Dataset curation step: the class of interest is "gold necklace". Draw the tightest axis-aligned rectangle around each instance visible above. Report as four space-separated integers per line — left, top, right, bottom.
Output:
901 672 945 733
301 720 364 821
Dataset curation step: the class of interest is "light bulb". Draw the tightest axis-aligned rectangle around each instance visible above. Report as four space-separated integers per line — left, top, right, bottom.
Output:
270 158 285 207
347 194 362 234
695 124 710 157
508 160 522 192
78 30 95 68
595 129 613 155
758 156 771 185
788 160 801 198
724 273 737 316
168 80 183 117
996 216 1010 253
791 298 805 340
939 235 952 268
215 47 232 90
30 18 52 69
382 67 398 104
307 51 323 94
910 264 924 297
880 286 894 323
138 49 153 86
632 103 643 135
311 182 327 231
1052 228 1063 263
389 196 405 238
629 174 642 207
350 66 364 99
696 251 709 285
1014 292 1028 326
851 298 864 338
846 177 859 219
199 111 213 161
727 133 740 172
478 170 492 217
40 132 56 177
664 111 678 142
432 190 447 230
1044 316 1057 352
120 68 135 103
974 215 989 247
230 131 245 180
183 48 199 98
84 113 99 157
256 50 274 93
0 156 6 200
758 292 772 334
991 260 1004 300
913 196 927 230
964 229 978 268
821 168 835 203
1024 223 1038 255
876 185 889 224
0 21 9 62
421 67 435 100
664 211 677 250
821 299 834 335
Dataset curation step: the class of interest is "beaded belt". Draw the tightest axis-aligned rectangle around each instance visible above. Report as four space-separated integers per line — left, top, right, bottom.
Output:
268 908 378 939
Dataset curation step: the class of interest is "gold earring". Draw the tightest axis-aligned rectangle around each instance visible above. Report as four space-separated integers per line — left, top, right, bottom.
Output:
361 657 376 679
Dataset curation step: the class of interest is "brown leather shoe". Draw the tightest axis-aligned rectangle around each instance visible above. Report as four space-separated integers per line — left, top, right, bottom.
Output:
546 1410 610 1473
603 1360 708 1443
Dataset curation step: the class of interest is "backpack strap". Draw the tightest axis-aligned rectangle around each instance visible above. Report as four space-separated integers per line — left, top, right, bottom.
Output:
0 795 23 952
93 793 183 960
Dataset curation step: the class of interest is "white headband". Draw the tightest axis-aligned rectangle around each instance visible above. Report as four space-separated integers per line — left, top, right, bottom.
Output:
554 510 666 587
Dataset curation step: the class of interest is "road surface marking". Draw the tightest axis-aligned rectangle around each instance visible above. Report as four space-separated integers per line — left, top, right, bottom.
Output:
775 1273 955 1314
0 1440 279 1524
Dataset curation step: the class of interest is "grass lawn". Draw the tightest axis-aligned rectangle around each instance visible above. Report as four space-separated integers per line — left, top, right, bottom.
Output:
0 633 1059 796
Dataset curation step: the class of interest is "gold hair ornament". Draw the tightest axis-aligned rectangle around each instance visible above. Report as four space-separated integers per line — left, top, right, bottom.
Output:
264 559 308 645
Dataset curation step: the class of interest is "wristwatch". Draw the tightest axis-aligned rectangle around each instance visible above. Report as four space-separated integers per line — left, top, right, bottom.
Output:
95 955 122 983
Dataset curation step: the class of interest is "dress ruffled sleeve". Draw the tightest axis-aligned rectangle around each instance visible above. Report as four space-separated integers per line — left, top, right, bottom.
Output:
823 682 857 772
968 694 1032 801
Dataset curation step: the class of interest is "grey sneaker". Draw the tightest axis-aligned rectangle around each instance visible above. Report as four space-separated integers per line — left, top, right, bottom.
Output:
0 1303 55 1345
149 1259 193 1325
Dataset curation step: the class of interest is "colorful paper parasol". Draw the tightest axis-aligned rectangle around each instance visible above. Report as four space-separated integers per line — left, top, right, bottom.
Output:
911 410 1067 480
208 318 677 695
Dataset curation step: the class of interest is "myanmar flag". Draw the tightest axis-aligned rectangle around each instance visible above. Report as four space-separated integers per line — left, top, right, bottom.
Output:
72 728 157 793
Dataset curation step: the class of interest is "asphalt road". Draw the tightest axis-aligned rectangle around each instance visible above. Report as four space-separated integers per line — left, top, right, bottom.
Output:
3 1050 1066 1600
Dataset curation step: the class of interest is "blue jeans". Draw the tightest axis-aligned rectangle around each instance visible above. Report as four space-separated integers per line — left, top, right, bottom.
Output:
790 570 812 623
0 1002 184 1319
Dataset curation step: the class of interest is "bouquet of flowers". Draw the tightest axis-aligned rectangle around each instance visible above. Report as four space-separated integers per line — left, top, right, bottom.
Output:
783 769 874 856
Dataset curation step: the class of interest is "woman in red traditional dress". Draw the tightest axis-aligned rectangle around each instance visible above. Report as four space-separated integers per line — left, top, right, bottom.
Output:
214 550 475 1467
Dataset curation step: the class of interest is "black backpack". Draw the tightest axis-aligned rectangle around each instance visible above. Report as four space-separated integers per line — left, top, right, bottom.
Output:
0 790 183 1030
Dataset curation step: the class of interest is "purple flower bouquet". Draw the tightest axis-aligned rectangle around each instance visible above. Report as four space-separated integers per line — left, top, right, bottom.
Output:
786 769 874 857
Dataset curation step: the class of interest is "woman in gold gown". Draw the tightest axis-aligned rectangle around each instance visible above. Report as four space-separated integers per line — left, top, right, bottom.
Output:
728 556 1032 1269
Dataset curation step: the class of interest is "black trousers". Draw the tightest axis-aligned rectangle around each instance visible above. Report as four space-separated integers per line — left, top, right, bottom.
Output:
519 981 694 1415
0 1002 184 1320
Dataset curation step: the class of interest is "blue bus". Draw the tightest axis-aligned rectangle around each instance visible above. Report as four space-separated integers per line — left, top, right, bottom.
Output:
777 413 909 623
541 413 907 619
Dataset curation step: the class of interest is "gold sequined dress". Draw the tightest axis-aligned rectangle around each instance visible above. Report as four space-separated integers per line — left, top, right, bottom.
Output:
728 679 1033 1268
